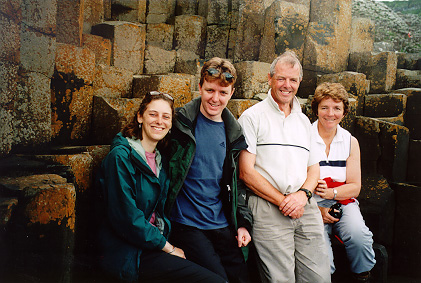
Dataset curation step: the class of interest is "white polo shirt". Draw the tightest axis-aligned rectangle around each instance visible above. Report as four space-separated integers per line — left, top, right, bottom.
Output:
238 90 320 195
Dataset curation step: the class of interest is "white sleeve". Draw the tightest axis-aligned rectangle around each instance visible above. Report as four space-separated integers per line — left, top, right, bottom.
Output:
308 125 322 167
238 111 258 155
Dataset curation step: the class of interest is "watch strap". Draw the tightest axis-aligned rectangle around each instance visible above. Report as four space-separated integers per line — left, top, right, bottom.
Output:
298 187 312 200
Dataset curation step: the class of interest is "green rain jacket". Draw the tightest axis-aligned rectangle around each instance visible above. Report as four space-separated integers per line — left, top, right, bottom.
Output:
97 133 171 282
165 98 253 240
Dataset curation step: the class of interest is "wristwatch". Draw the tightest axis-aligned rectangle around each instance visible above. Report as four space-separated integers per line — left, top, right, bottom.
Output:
298 187 312 200
333 189 338 200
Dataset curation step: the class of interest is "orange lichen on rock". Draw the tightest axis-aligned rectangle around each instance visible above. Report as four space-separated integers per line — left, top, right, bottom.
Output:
25 183 76 230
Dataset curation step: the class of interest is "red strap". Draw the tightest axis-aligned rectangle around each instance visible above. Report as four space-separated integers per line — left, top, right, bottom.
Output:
323 177 355 205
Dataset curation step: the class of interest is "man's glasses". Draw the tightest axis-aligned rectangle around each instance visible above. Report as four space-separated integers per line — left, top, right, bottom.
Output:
206 68 234 81
149 91 174 101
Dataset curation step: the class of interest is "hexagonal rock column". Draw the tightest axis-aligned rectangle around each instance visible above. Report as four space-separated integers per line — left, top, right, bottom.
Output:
0 62 18 156
176 0 198 15
132 73 195 107
306 0 352 73
0 174 76 283
355 117 409 183
51 43 96 145
174 49 202 76
91 21 146 74
4 0 57 154
397 52 421 71
92 96 143 144
349 17 375 53
364 93 407 123
57 0 84 46
395 69 421 89
392 183 421 278
354 116 381 175
174 15 207 58
82 34 112 65
349 51 398 94
13 71 52 148
83 0 105 34
0 0 21 64
407 140 421 185
146 23 174 51
111 0 147 23
233 61 270 99
227 99 259 119
226 0 240 59
233 0 265 62
259 0 309 64
318 71 370 116
143 45 176 74
20 0 56 76
146 0 176 24
301 0 352 97
379 121 409 183
205 24 230 60
397 88 421 140
199 0 230 25
31 145 110 266
93 64 134 98
358 174 395 248
199 0 230 59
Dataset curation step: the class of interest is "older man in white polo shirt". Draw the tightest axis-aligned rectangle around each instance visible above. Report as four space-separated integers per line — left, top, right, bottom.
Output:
238 51 330 283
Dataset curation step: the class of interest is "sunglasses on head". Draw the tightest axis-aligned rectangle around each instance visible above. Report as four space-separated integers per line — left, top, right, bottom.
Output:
149 91 174 101
206 68 234 81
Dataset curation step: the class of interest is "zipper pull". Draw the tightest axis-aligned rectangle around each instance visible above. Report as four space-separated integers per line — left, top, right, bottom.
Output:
227 185 231 202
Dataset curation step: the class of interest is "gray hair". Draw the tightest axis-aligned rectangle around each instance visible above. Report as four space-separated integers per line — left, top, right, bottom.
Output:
269 51 303 79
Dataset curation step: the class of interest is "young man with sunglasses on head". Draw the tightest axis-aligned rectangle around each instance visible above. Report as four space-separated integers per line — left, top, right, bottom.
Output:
165 57 252 283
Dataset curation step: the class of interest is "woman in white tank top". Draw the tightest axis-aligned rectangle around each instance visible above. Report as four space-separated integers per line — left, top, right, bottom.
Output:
311 83 376 282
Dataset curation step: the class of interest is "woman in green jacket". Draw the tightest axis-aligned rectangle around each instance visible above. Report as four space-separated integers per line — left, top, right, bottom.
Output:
97 92 226 282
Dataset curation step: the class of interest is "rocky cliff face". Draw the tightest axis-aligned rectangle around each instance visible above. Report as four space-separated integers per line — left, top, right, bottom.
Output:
353 0 421 53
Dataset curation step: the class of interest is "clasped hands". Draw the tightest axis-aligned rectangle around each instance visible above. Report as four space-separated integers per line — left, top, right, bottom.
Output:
278 191 308 219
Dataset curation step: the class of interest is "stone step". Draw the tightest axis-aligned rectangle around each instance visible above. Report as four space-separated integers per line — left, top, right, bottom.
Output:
364 93 406 119
0 172 76 282
355 116 409 183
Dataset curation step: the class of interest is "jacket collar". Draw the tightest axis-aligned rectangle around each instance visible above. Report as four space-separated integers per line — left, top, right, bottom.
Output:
175 97 245 146
111 133 164 180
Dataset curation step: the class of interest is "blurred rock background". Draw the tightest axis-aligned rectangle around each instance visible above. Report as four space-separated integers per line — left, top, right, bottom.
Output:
354 0 421 53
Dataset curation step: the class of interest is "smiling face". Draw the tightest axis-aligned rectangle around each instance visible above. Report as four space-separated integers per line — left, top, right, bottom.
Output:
199 79 234 122
268 61 301 110
137 99 172 146
317 97 345 131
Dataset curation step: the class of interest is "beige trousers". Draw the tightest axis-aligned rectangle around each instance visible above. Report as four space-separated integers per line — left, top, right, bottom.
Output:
249 196 331 283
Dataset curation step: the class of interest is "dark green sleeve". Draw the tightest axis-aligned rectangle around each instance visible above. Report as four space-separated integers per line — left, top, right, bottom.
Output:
101 147 167 250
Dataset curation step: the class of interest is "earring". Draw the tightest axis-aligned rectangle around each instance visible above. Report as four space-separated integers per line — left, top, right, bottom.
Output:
139 123 142 129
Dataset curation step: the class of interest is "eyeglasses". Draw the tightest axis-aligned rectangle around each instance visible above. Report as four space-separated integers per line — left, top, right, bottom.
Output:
206 68 234 81
149 91 173 101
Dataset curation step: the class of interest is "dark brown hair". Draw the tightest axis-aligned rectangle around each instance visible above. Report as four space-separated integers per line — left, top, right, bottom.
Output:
199 57 237 87
122 92 174 149
311 82 349 116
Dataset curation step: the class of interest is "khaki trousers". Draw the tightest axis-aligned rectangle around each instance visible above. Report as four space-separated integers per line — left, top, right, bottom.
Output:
249 196 331 283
